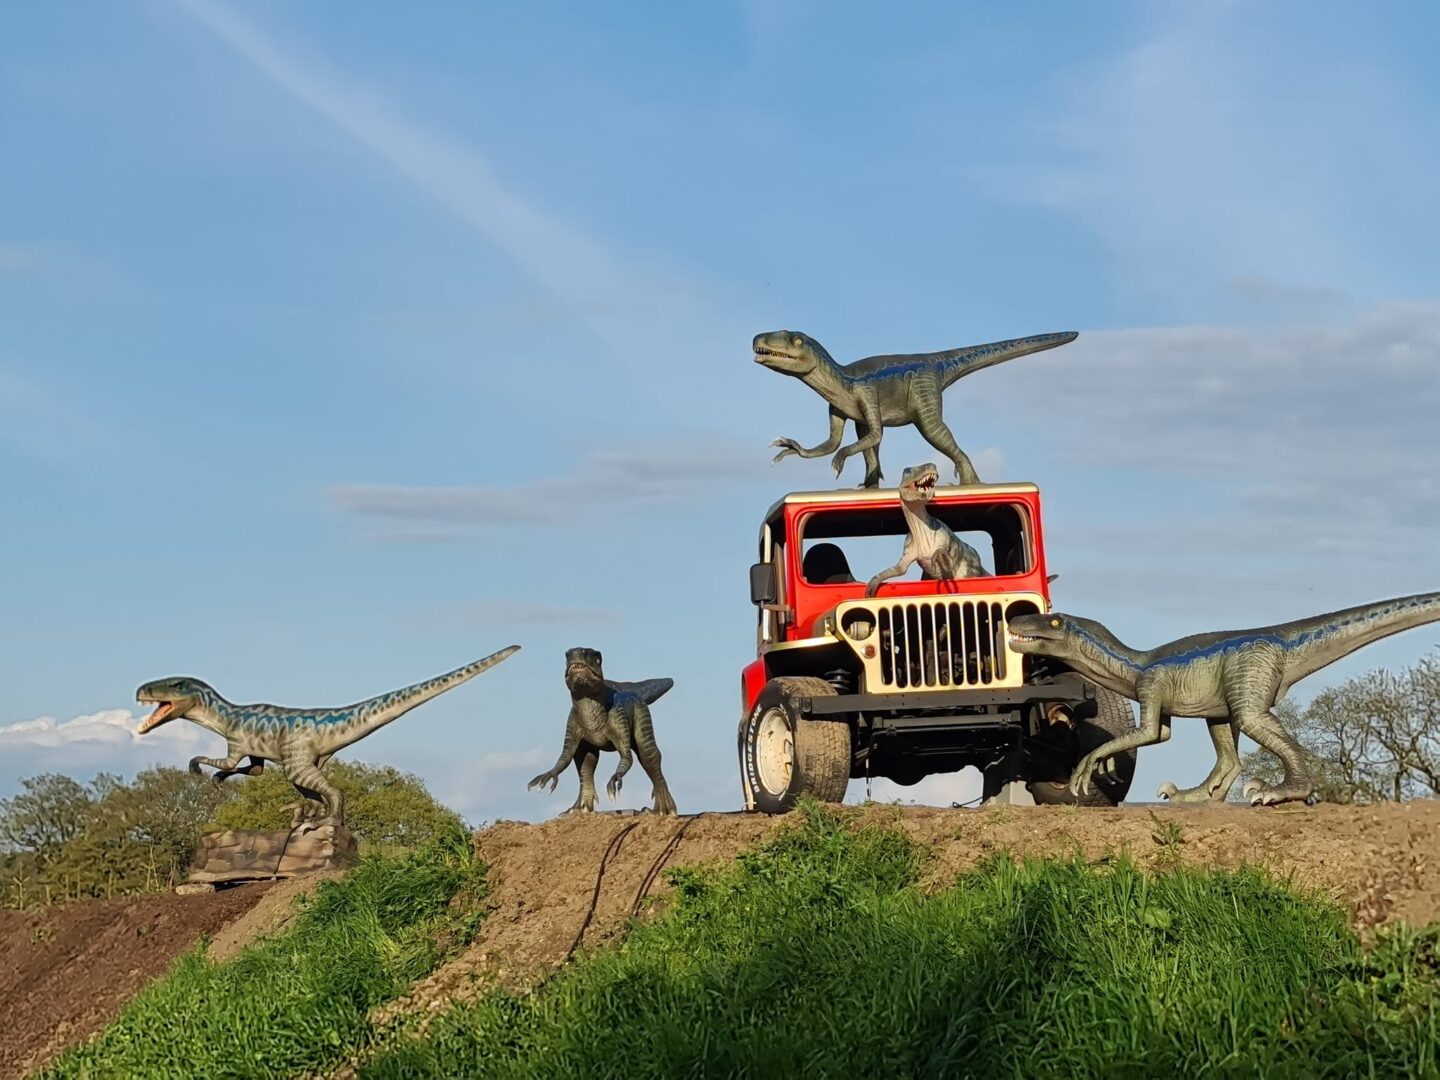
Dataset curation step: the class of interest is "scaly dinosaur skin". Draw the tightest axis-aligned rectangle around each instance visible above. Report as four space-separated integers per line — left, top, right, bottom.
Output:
755 329 1077 487
1009 594 1440 805
528 647 677 815
135 645 520 826
866 462 987 596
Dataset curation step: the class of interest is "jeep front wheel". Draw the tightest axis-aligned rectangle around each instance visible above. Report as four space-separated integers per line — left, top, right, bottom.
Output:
739 677 852 814
1028 686 1138 807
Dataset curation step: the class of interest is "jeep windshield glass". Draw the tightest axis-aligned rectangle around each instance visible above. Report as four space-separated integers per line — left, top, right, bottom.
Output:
797 502 1032 584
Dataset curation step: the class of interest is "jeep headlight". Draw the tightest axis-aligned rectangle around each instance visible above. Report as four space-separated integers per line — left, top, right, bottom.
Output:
840 609 875 642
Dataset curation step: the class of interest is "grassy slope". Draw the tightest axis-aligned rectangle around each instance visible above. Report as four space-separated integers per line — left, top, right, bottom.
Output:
42 828 485 1079
38 806 1440 1078
366 806 1440 1079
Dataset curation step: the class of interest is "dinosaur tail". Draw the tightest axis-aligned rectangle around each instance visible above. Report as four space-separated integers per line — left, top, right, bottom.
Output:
938 331 1078 388
1282 593 1440 685
631 677 674 706
344 645 521 745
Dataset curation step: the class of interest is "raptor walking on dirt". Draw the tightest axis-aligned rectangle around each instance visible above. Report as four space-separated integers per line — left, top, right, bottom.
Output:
528 647 678 815
866 462 987 596
135 645 520 827
1008 594 1440 806
754 328 1077 487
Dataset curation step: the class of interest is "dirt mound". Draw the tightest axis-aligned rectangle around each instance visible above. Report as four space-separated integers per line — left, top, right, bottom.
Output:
0 883 272 1080
381 799 1440 1024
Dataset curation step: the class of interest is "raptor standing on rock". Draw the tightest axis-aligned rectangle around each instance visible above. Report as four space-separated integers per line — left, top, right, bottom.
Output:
135 646 520 826
1008 594 1440 805
528 647 678 815
755 328 1077 487
866 462 987 596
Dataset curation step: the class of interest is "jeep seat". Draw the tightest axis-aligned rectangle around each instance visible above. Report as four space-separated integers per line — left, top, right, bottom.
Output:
803 543 855 586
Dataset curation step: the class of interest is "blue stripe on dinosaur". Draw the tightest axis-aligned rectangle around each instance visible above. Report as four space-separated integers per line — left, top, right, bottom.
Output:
1071 595 1433 674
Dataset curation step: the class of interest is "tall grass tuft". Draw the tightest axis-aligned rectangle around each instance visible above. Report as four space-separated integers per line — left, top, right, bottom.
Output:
365 806 1439 1079
44 825 484 1079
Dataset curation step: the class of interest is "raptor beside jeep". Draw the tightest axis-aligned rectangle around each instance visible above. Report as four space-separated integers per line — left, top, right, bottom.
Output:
739 481 1137 814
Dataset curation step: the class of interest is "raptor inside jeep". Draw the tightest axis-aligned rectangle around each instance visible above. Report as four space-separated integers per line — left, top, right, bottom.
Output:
738 481 1138 814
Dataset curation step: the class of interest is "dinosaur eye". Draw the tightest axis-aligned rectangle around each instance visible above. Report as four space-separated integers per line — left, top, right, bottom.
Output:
1050 618 1061 628
792 337 802 347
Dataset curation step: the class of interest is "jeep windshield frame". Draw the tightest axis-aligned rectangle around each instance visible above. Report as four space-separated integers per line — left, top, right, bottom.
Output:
756 484 1054 645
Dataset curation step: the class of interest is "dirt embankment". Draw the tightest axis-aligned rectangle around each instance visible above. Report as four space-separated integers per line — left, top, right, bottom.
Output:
0 883 273 1080
384 799 1440 1020
8 801 1440 1077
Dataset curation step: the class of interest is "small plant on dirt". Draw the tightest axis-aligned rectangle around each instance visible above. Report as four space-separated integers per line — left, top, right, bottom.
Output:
1148 811 1186 871
42 825 486 1079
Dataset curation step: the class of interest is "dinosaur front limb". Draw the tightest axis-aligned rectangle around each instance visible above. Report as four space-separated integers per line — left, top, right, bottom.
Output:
772 409 846 463
529 718 582 793
1238 709 1319 806
606 715 635 801
1157 719 1241 802
189 752 250 779
1070 702 1171 797
632 703 677 815
866 554 916 597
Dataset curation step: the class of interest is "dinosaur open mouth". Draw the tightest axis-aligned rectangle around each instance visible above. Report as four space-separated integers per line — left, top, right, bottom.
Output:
138 701 175 733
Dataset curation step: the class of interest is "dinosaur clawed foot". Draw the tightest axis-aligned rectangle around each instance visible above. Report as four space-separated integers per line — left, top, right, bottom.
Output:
1069 751 1121 797
1241 779 1320 807
652 787 678 816
606 774 624 801
830 450 849 478
1157 775 1237 804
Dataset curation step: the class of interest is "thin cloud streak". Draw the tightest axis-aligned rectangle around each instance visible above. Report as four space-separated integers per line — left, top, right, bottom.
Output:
330 443 769 526
171 0 646 353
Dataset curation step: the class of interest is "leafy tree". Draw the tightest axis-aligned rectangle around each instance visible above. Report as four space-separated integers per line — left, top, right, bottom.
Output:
1240 651 1440 802
0 773 103 856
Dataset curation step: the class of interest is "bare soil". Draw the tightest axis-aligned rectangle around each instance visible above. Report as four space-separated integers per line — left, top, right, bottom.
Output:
0 882 272 1080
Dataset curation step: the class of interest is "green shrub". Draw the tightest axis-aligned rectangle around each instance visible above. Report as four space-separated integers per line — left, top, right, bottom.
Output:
45 826 485 1079
365 807 1439 1079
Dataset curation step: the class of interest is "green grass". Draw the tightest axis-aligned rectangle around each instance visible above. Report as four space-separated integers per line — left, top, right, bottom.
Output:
364 804 1440 1080
44 826 485 1079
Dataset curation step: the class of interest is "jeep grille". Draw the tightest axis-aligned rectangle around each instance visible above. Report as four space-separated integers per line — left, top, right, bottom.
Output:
833 595 1036 692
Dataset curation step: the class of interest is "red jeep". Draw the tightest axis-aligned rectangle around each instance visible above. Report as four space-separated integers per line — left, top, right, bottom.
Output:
738 481 1137 814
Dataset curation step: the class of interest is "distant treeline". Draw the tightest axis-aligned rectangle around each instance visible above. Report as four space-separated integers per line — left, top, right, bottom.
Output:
0 761 465 910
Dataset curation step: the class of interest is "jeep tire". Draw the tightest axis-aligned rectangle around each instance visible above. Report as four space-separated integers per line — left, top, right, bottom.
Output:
740 677 852 814
1028 686 1138 807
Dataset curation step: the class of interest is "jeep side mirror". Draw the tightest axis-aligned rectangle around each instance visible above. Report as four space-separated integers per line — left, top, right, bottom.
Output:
749 563 777 605
1047 573 1060 584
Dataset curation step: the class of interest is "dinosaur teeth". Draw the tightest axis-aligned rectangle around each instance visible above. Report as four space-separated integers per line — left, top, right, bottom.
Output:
137 701 174 733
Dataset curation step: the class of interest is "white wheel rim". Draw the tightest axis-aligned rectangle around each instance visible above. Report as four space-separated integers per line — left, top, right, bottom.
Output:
755 707 795 795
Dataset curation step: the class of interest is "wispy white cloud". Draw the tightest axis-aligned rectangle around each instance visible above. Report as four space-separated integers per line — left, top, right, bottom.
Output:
0 708 208 750
169 0 675 358
988 5 1432 305
0 708 222 799
330 440 769 529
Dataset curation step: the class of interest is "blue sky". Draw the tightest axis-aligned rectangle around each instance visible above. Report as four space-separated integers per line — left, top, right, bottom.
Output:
4 0 1440 820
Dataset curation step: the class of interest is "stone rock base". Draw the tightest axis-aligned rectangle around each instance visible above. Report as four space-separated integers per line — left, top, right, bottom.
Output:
187 824 358 885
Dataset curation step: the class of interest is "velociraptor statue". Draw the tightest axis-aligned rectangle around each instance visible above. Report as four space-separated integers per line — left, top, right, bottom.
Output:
528 647 678 814
755 328 1076 487
135 645 520 827
866 462 987 596
1008 594 1440 805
